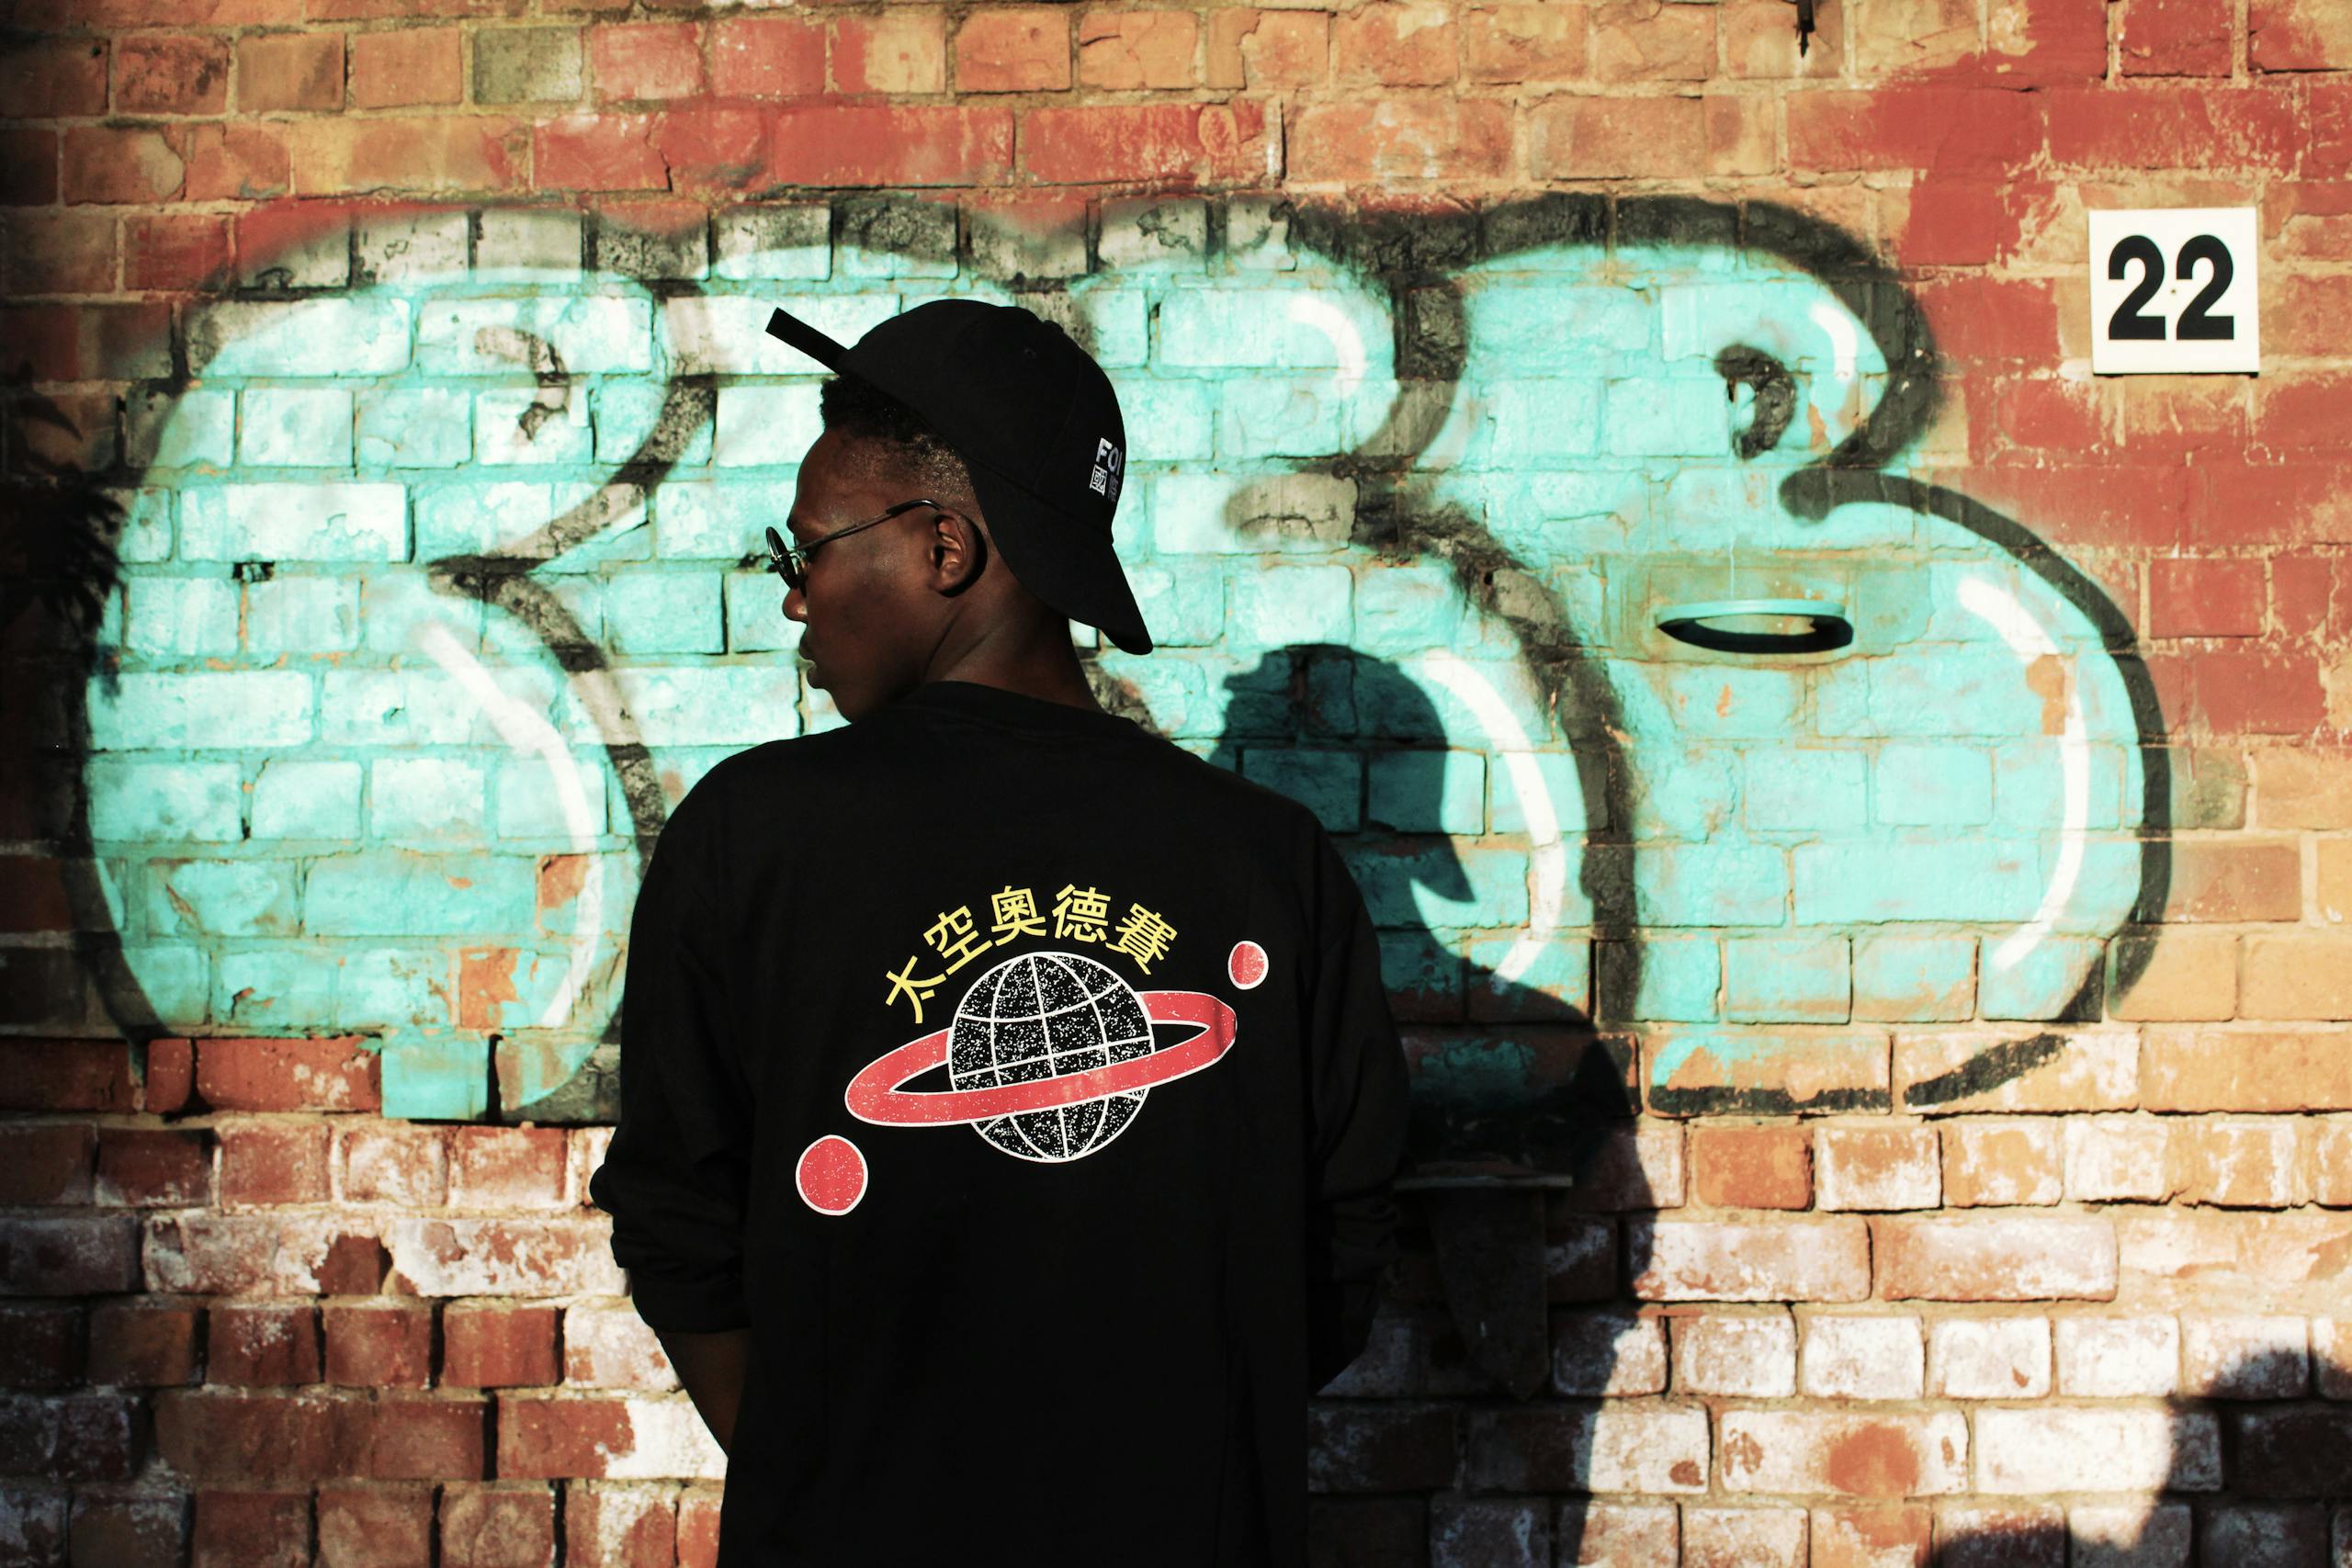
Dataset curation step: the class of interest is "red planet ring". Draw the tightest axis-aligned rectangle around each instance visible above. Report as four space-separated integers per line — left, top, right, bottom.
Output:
844 990 1237 1129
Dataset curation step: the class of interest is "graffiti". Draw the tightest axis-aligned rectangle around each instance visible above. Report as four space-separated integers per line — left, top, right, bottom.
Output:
34 193 2169 1150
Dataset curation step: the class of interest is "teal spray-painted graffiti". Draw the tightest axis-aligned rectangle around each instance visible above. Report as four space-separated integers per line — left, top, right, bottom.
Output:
64 195 2166 1147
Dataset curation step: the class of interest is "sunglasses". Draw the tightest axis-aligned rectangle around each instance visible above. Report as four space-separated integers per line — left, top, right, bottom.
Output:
763 499 954 594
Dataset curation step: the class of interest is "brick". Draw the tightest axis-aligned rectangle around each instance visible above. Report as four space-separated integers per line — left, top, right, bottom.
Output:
2145 1029 2352 1111
1530 95 1703 178
2 1215 140 1294
768 103 1011 186
564 1300 677 1389
62 126 185 204
116 31 230 114
707 15 821 96
1078 10 1198 88
1939 1121 2063 1206
89 1301 199 1387
1650 1030 1891 1117
2310 1118 2352 1205
2244 935 2352 1019
2182 1314 2308 1396
2318 1319 2352 1394
1928 1317 2052 1398
474 27 581 102
1690 1123 1810 1210
1204 8 1328 88
158 1401 371 1485
1309 1404 1457 1491
442 1484 555 1568
1802 1315 1926 1401
95 1128 211 1207
5 211 111 295
323 1301 433 1388
192 1490 311 1568
195 1037 379 1112
238 31 344 111
2170 1117 2301 1206
1311 1500 1425 1562
449 1126 569 1210
217 1122 330 1207
568 1483 677 1568
2148 557 2265 638
2108 930 2237 1021
2047 85 2302 169
2234 1410 2352 1502
0 1122 93 1205
1548 1122 1685 1213
0 36 107 117
0 1305 79 1391
183 123 290 201
2064 1115 2173 1201
1630 1217 1870 1302
1463 3 1586 83
1791 88 2041 175
64 1491 187 1567
956 6 1069 91
2152 840 2303 923
2117 1208 2352 1291
0 1041 134 1112
1033 100 1274 185
1933 1504 2066 1568
339 1123 447 1207
290 114 526 196
1463 1404 1710 1494
1684 1508 1807 1568
2255 748 2352 828
536 113 668 191
371 1392 486 1478
1334 3 1457 85
589 20 699 99
1812 1506 1930 1568
1290 98 1508 182
1721 1411 1969 1497
2254 0 2352 68
1592 0 1713 80
444 1302 560 1387
209 1303 321 1386
1559 1502 1677 1567
143 1038 196 1115
1815 1124 1939 1212
318 1484 435 1567
2191 648 2330 736
1672 1311 1796 1396
1873 1215 2117 1302
350 27 461 107
1976 1406 2217 1493
1433 1499 1548 1566
1549 1310 1667 1397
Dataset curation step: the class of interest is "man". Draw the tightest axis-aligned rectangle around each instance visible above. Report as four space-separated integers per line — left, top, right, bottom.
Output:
589 298 1411 1566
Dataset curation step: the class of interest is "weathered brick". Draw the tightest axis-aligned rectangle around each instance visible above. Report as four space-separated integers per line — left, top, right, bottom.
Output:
340 1123 448 1207
564 1300 677 1390
831 10 947 93
1812 1506 1931 1568
1078 9 1199 88
209 1303 322 1387
1463 1404 1710 1494
1592 0 1713 80
956 6 1070 91
196 1038 379 1113
1672 1310 1796 1396
1530 95 1703 178
1939 1121 2063 1207
0 1122 94 1206
1873 1215 2117 1302
1309 1404 1458 1492
1815 1124 1939 1212
371 1392 487 1479
442 1483 555 1568
1721 1411 1969 1497
156 1389 369 1482
1801 1315 1925 1401
116 31 230 114
448 1126 570 1211
768 103 1012 186
350 27 461 107
2064 1115 2173 1201
238 31 343 112
1023 101 1273 185
217 1122 331 1207
2243 934 2352 1019
2145 1030 2352 1111
2253 0 2352 68
567 1482 677 1568
1630 1217 1870 1303
191 1489 310 1568
0 1040 135 1112
322 1301 433 1389
2 36 107 117
1683 1507 1807 1568
89 1301 199 1388
1334 3 1458 85
2169 1117 2301 1206
1205 8 1329 88
1977 1406 2217 1494
590 20 701 99
2181 1314 2308 1396
318 1484 435 1568
1927 1317 2051 1399
444 1302 560 1387
1 1216 141 1296
1690 1123 1812 1209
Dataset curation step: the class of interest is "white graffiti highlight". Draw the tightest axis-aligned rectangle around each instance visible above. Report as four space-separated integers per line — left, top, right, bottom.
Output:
1419 648 1566 987
1957 573 2090 974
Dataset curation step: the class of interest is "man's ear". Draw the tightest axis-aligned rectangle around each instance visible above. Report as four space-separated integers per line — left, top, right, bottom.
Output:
929 508 989 597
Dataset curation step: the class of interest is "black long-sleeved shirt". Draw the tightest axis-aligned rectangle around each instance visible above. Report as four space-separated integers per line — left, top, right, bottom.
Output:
589 679 1411 1567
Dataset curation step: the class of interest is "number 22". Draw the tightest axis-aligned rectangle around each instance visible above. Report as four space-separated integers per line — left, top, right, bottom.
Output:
2109 233 2234 342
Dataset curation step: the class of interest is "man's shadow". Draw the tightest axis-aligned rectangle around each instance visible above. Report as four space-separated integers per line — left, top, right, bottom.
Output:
1206 643 1656 1567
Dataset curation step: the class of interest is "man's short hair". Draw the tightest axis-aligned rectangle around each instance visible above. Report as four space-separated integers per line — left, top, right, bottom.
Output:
818 374 977 505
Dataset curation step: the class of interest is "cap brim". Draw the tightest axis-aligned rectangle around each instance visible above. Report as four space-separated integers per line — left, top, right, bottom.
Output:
765 307 847 370
966 464 1153 656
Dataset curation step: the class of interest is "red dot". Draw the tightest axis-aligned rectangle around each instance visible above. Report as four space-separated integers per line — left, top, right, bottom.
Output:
1228 940 1268 990
796 1134 867 1215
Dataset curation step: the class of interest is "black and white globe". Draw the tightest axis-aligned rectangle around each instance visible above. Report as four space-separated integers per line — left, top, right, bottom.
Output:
946 950 1155 1162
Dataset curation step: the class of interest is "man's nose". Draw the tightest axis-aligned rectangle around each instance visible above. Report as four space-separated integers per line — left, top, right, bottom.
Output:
783 584 808 623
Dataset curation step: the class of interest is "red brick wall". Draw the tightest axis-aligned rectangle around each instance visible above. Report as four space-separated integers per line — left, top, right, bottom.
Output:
6 2 2352 1565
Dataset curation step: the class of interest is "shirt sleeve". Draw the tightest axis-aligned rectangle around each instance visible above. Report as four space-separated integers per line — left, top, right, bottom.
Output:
1300 825 1412 1392
587 778 756 1335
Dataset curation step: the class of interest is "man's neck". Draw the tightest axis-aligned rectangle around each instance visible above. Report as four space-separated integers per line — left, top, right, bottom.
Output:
920 617 1105 714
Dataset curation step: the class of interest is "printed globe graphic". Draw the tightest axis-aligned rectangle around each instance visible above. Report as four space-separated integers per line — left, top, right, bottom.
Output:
946 951 1156 1163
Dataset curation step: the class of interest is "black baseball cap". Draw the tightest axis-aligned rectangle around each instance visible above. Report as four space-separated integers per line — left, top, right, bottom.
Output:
764 298 1152 656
